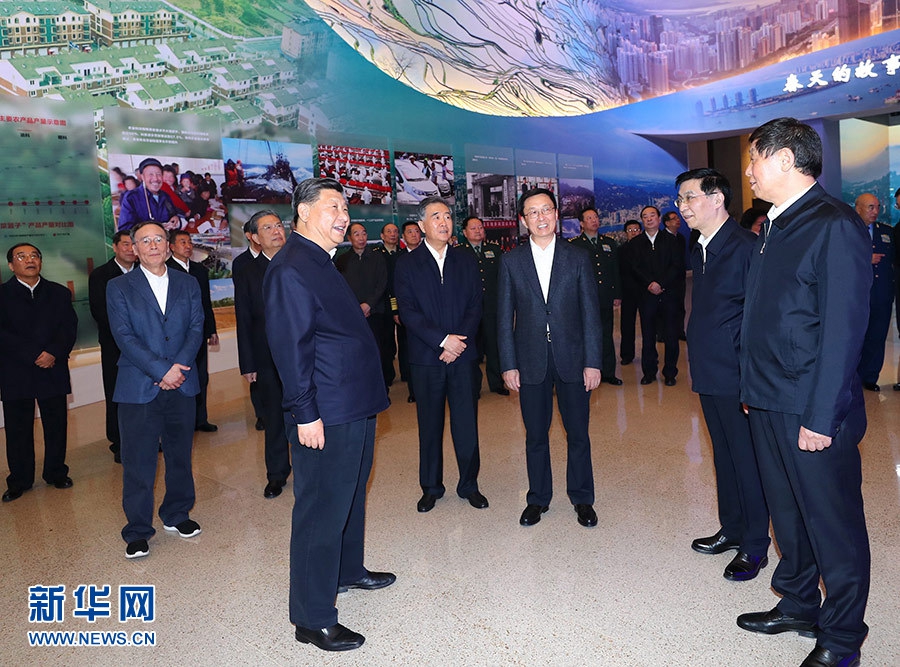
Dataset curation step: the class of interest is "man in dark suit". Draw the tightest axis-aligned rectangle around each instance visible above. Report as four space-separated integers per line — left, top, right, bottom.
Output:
618 219 642 366
626 205 684 386
676 168 770 582
167 230 218 432
107 221 204 559
0 243 77 502
662 210 688 341
455 215 508 395
397 220 423 403
89 230 137 463
498 188 603 529
234 209 290 499
372 222 401 388
395 196 488 514
854 193 895 392
232 219 264 431
569 207 622 385
737 118 870 667
264 178 393 653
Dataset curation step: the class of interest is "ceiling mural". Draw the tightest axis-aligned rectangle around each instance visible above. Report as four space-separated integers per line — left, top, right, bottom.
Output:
301 0 896 117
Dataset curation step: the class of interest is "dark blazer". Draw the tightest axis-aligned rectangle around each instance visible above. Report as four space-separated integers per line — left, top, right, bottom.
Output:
89 257 128 349
686 218 756 396
627 229 685 293
166 258 216 339
568 233 620 302
106 267 203 404
740 183 871 436
263 232 389 426
869 221 895 306
234 253 275 376
334 245 388 315
454 239 502 315
231 247 256 282
394 242 483 366
497 239 602 385
0 277 77 401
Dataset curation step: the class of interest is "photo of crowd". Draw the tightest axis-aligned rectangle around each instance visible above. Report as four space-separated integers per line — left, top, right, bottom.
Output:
317 145 392 206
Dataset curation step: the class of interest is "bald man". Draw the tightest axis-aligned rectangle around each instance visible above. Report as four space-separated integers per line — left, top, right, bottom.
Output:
855 193 895 392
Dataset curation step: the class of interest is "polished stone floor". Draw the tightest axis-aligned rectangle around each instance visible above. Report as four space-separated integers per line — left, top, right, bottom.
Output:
2 336 900 666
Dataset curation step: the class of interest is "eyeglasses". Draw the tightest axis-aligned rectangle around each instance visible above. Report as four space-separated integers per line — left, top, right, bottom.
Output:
12 252 40 262
258 223 283 233
523 206 556 221
136 235 165 247
674 193 717 207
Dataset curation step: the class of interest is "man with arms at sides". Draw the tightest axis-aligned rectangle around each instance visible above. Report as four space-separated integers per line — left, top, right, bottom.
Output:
89 231 137 463
107 221 204 559
232 219 264 431
498 188 603 528
117 158 182 232
569 207 622 386
455 215 509 395
167 231 219 432
397 219 423 403
853 193 895 392
234 210 290 499
395 196 488 514
373 222 401 388
617 219 642 367
676 168 771 582
0 243 77 502
264 178 393 652
737 117 871 667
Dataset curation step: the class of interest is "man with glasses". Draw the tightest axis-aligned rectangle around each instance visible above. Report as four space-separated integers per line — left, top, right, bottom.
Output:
107 222 204 559
498 188 602 528
0 243 77 502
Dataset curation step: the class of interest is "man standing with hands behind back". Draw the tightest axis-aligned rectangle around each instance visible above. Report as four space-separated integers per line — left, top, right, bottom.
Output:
498 188 603 529
737 117 871 667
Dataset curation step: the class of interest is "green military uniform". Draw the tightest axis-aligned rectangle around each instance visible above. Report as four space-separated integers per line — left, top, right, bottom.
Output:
569 232 620 380
454 238 505 393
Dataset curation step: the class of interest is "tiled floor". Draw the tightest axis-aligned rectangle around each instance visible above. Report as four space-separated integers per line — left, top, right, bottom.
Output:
2 338 899 665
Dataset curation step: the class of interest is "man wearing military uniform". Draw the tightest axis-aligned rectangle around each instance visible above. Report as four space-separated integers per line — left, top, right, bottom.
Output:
455 216 508 395
569 207 623 385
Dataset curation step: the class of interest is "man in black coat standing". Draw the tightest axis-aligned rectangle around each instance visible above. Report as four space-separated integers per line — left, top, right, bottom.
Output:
0 243 77 502
88 230 137 463
676 168 770 582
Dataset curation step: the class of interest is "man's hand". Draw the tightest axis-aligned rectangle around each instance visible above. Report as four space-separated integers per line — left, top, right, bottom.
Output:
613 299 621 308
208 333 219 346
798 426 832 451
360 303 372 318
439 349 456 364
503 369 520 392
159 363 190 390
393 315 401 325
34 351 56 368
163 216 182 230
872 252 885 265
647 281 663 295
584 367 601 392
242 372 257 383
297 419 325 449
443 334 467 356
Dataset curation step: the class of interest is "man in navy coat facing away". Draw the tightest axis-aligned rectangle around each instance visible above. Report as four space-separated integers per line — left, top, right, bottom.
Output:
497 188 603 529
0 242 77 502
737 118 871 667
107 221 204 560
394 195 487 514
676 168 770 582
264 178 393 652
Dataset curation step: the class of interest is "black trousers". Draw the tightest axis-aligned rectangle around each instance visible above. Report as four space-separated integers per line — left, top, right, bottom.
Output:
397 323 413 396
518 346 594 506
99 343 121 449
619 293 638 363
257 366 291 483
410 361 481 498
376 313 397 387
288 415 375 629
699 394 769 557
194 342 209 426
3 395 68 492
748 407 869 656
598 297 616 378
638 291 679 380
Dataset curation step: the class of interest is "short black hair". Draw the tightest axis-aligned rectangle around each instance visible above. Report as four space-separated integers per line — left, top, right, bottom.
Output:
640 205 660 218
246 209 281 235
623 219 642 232
401 220 420 233
168 229 190 244
675 168 733 209
740 207 767 230
7 242 41 263
112 230 131 245
291 177 344 226
517 187 557 219
577 207 598 222
748 117 822 179
462 215 482 229
417 195 448 222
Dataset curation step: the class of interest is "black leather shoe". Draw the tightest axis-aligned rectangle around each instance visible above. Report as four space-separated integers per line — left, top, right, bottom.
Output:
862 382 880 392
195 422 218 432
467 491 489 509
894 383 900 391
519 504 549 526
255 418 265 431
640 375 656 385
492 387 511 396
338 570 396 593
724 552 768 581
620 358 633 366
264 480 285 499
417 493 437 512
574 504 598 527
602 376 623 386
736 608 818 638
53 477 73 489
407 395 416 403
664 377 677 386
2 487 28 502
800 646 860 667
691 530 740 555
295 623 364 651
109 443 121 463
